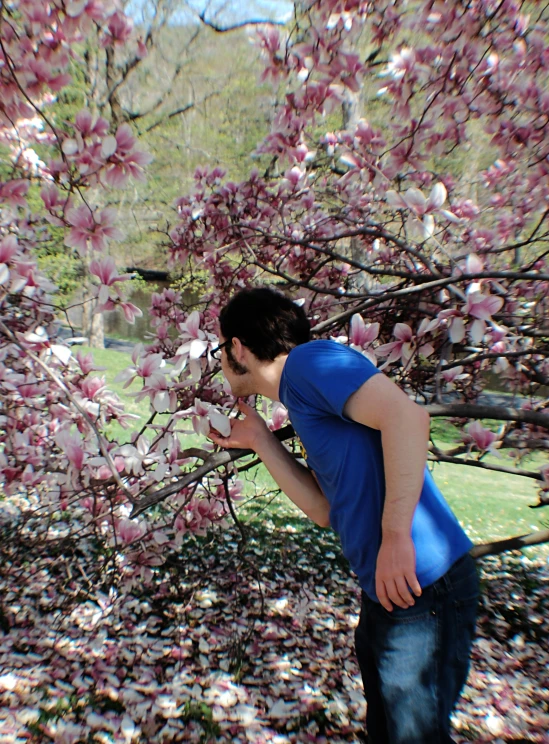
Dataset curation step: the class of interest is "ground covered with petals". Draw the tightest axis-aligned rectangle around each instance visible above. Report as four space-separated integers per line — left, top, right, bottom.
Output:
0 520 548 743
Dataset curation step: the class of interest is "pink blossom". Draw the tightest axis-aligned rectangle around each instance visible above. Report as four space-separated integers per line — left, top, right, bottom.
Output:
376 323 414 365
89 256 131 287
74 350 105 375
65 206 123 254
269 403 288 431
438 309 466 344
115 348 165 389
463 291 504 343
121 301 143 324
117 518 146 544
463 421 500 454
74 108 109 138
441 365 464 384
466 253 484 274
191 398 211 437
349 314 379 347
386 182 459 239
103 11 133 46
40 184 65 212
441 365 469 390
0 179 28 208
0 235 19 263
101 124 152 187
133 372 176 413
382 47 416 81
173 310 217 381
79 376 106 401
176 495 228 536
464 291 504 321
55 429 85 470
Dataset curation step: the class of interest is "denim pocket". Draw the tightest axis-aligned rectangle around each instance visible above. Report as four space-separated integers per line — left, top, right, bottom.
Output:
375 588 435 624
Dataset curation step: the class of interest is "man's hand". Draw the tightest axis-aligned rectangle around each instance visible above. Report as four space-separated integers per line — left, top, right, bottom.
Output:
375 533 422 611
208 401 270 453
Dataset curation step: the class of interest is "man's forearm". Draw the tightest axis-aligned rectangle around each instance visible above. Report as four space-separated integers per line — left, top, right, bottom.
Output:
380 404 430 536
255 433 331 527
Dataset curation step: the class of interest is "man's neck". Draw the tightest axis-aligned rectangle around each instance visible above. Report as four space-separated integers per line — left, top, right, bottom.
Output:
252 353 289 401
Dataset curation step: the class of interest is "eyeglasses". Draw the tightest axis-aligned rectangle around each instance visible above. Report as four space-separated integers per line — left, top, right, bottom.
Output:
211 339 231 360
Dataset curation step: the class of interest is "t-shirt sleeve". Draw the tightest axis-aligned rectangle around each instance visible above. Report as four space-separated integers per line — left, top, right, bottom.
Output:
288 342 381 418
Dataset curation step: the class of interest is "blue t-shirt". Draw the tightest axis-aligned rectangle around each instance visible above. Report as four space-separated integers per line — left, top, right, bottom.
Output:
278 339 473 602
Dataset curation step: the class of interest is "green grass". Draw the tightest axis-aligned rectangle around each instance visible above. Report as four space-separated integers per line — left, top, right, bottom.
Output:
79 345 549 556
431 460 547 549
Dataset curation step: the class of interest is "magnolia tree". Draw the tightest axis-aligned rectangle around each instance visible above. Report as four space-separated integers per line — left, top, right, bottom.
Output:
1 0 549 602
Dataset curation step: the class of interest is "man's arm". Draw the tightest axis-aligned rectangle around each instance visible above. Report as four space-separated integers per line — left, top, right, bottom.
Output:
209 401 331 528
344 373 430 611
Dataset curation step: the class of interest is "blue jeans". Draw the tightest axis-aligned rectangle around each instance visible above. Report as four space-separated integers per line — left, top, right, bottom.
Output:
355 553 479 744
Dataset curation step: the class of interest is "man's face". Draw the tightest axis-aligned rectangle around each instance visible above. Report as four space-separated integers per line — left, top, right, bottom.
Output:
219 335 256 397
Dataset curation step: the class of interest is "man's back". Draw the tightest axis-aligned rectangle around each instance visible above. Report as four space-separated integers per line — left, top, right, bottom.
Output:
279 339 472 601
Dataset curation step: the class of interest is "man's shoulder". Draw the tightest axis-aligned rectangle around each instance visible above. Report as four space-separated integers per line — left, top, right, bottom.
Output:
289 338 348 359
288 339 362 369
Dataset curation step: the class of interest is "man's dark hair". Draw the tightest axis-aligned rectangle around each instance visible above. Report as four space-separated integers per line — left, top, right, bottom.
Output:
219 287 310 361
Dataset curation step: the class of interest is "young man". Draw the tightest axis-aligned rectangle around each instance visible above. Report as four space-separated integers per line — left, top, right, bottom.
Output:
209 287 479 744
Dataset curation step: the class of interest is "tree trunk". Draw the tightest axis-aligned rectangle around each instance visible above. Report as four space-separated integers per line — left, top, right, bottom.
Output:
89 310 105 348
82 277 105 349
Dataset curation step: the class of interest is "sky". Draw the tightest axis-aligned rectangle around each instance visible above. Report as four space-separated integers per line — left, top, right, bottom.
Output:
187 0 294 23
126 0 295 26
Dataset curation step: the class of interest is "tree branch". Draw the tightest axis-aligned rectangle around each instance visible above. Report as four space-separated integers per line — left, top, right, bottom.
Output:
440 349 549 371
130 425 295 518
471 528 549 558
428 451 543 481
143 92 221 134
198 11 285 32
426 403 549 430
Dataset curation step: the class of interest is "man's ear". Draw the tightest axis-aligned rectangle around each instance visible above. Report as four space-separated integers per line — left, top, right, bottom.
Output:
231 337 245 362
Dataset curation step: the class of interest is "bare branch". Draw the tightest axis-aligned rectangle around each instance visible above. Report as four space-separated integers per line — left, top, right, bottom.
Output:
440 349 549 371
428 451 543 481
143 91 222 133
197 11 286 32
426 403 549 430
471 528 549 558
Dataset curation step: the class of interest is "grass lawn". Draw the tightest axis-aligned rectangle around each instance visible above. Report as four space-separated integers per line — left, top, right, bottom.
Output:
82 345 549 557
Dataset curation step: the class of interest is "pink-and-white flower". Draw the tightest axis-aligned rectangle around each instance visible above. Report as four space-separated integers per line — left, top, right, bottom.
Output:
376 321 435 367
386 182 459 239
65 205 123 255
463 291 504 343
101 123 152 188
173 311 217 382
268 402 288 431
463 421 500 455
376 323 414 365
117 517 146 545
441 365 468 390
55 429 85 470
349 313 379 348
